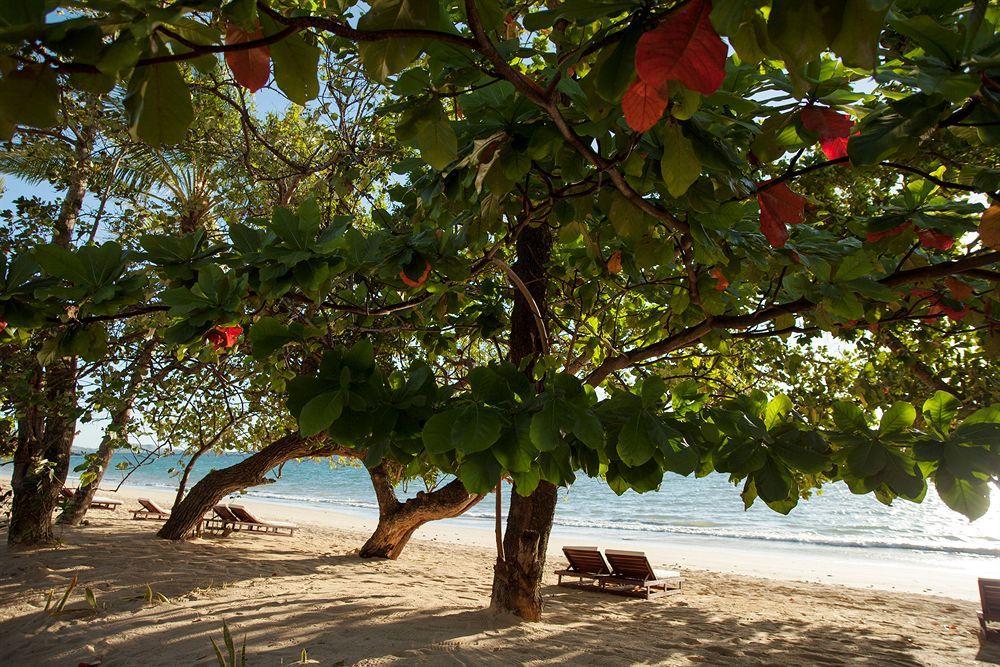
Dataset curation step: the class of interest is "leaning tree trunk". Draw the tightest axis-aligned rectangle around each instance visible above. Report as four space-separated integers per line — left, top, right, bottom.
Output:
8 123 95 547
489 223 559 621
157 433 342 539
359 462 486 559
58 338 155 526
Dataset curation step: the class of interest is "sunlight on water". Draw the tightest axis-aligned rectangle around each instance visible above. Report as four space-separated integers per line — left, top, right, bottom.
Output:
79 451 1000 558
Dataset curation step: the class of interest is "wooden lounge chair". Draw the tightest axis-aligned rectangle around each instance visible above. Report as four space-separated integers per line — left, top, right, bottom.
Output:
60 487 122 511
602 549 682 599
228 504 297 536
555 546 612 589
132 498 171 521
980 578 1000 639
204 504 254 533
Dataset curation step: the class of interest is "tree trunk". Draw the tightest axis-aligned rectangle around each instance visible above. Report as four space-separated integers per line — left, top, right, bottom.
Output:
58 339 155 526
490 223 558 620
490 480 558 620
157 433 341 540
8 121 95 547
358 463 485 559
173 443 211 510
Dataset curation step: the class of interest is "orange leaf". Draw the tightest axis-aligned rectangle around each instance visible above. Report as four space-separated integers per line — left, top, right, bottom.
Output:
225 25 270 93
400 261 431 288
944 277 972 301
206 325 243 351
622 78 668 132
757 181 805 248
710 267 729 291
635 0 727 95
607 250 622 274
981 203 1000 250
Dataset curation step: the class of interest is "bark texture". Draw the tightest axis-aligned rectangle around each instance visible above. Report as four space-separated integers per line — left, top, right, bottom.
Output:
8 122 95 547
358 462 485 559
490 223 558 621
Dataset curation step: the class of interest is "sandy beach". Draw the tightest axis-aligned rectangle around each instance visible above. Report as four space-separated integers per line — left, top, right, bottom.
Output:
1 485 998 665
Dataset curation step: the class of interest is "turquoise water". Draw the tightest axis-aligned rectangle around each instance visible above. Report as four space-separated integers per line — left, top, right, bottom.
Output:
71 451 1000 559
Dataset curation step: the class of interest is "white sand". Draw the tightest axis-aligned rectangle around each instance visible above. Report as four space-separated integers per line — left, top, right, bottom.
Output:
2 484 998 665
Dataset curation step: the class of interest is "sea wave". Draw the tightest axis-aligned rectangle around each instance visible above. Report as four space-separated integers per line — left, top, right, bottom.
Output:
231 486 1000 559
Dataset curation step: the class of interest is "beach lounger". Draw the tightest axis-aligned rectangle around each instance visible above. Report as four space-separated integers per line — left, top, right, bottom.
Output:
980 578 1000 639
204 504 254 533
60 487 122 511
555 546 612 589
228 504 297 536
602 549 682 599
132 498 171 521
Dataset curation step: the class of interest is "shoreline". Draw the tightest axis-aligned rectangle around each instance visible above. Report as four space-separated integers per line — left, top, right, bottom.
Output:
51 480 1000 601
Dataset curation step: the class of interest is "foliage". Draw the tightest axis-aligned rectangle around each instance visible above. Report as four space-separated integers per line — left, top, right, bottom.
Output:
0 0 998 522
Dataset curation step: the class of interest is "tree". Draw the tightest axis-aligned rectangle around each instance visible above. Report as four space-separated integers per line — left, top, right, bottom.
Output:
1 0 998 621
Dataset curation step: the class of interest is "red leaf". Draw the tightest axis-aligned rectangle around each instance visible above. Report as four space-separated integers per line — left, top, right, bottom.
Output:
710 267 729 291
225 25 270 93
621 78 668 132
800 106 853 160
635 0 727 96
607 250 623 274
945 277 972 301
400 260 431 288
916 228 954 251
206 325 243 351
0 321 6 333
757 181 806 248
865 221 911 243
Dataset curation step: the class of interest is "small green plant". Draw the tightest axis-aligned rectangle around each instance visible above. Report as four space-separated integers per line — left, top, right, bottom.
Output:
143 584 169 605
210 620 246 667
44 575 77 615
84 587 97 609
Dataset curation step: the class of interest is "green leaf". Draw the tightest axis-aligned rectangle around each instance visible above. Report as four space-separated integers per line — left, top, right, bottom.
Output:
0 66 58 128
763 394 793 431
832 250 874 282
492 430 533 473
922 391 959 436
268 31 321 105
846 440 887 477
530 399 562 452
458 451 503 494
414 115 458 171
451 404 503 453
511 467 541 496
753 457 794 506
299 390 344 436
125 61 193 146
571 409 604 450
829 0 890 70
593 28 639 103
617 413 655 466
422 410 458 454
878 402 916 436
935 469 990 520
659 123 701 198
832 401 868 432
357 0 444 81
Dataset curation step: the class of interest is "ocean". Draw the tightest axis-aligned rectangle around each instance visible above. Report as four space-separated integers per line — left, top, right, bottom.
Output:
68 450 1000 561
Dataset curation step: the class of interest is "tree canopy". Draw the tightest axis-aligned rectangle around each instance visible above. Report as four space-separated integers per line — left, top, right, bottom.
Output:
1 0 999 619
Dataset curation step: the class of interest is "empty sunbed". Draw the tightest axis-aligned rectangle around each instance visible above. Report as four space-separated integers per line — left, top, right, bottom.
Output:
60 487 122 511
555 546 612 589
132 498 171 521
204 504 253 533
980 578 1000 639
602 549 682 599
228 504 297 536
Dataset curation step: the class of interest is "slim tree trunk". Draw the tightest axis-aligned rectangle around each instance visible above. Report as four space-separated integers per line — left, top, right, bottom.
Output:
173 443 211 510
157 433 342 540
490 223 558 621
359 463 485 559
8 122 95 547
58 339 155 526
